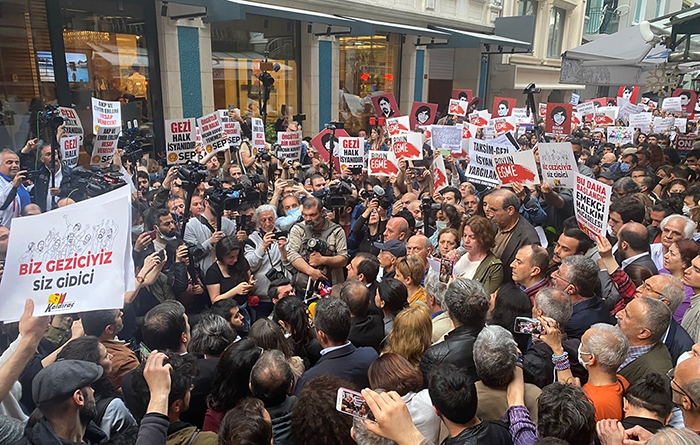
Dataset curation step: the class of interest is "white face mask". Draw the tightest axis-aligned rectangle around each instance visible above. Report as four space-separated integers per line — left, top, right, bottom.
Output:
578 343 591 368
607 225 614 237
415 220 424 229
435 220 448 231
683 205 692 216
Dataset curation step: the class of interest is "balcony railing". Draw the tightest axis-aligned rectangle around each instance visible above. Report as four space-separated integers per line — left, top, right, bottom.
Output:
585 7 620 35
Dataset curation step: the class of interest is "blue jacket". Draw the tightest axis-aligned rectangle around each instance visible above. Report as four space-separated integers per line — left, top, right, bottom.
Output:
565 296 614 340
295 343 378 393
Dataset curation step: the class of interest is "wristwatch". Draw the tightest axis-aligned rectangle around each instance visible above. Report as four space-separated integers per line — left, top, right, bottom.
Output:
136 275 145 284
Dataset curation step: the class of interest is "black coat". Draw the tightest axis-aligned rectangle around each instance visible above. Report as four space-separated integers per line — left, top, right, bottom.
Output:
499 216 541 283
665 318 694 364
522 336 588 388
441 419 513 445
565 296 614 340
295 343 378 394
348 314 384 352
420 325 481 385
31 165 76 212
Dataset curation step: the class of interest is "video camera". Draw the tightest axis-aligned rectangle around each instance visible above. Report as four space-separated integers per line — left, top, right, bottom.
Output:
118 120 154 164
323 178 353 210
421 195 441 238
38 104 65 129
207 177 261 213
177 160 209 188
71 166 127 198
360 185 391 210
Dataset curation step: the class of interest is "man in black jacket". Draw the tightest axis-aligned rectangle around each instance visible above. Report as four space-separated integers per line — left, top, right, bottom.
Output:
250 350 296 445
31 144 76 212
420 278 489 383
339 280 384 351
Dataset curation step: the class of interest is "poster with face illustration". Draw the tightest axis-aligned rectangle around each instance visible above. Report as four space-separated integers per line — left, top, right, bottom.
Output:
617 86 640 105
409 102 438 130
672 89 698 114
371 93 401 118
492 97 516 118
545 103 573 136
452 89 473 103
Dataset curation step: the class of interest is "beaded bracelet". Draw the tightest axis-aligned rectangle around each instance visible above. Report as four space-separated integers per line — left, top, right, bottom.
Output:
551 351 570 371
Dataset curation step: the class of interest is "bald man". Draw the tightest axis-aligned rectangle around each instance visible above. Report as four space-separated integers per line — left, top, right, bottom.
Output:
484 189 540 282
670 355 700 431
618 222 658 274
406 234 432 266
0 226 8 263
383 217 410 243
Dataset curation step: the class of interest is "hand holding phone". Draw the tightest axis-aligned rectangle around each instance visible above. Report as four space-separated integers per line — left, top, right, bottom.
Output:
513 317 544 335
336 388 375 422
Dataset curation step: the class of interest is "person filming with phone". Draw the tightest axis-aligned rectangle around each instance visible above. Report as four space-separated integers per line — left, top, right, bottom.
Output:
244 204 294 319
0 149 31 228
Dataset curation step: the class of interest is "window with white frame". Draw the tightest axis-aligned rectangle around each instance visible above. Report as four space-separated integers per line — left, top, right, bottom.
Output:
519 0 538 18
547 7 566 59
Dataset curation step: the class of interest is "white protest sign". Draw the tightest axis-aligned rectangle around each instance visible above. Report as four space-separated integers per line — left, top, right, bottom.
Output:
448 99 467 117
676 118 687 133
462 123 477 139
469 110 490 127
654 116 675 132
392 133 423 160
386 116 410 136
0 185 131 321
60 136 79 169
91 98 121 135
432 155 449 192
368 151 399 177
251 118 266 154
512 108 534 125
165 118 197 165
430 125 462 152
277 131 303 163
538 142 579 189
338 137 364 170
576 101 596 116
606 127 635 145
574 173 611 241
662 97 682 113
618 102 643 125
197 112 227 156
492 150 540 187
58 107 84 144
629 112 652 131
570 93 580 105
465 133 519 187
91 126 120 166
218 110 242 148
491 116 516 136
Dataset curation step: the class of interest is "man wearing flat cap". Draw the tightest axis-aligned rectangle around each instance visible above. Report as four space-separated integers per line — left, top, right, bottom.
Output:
18 360 106 445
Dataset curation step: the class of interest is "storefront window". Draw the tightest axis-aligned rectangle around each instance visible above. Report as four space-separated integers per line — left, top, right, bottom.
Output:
60 0 153 144
211 15 299 126
0 1 55 150
339 34 401 135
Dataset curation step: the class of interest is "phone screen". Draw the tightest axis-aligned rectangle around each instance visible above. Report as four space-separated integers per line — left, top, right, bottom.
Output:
439 259 453 284
336 388 375 422
513 317 544 335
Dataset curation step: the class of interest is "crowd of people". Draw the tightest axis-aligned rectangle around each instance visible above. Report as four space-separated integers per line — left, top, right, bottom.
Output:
0 104 699 445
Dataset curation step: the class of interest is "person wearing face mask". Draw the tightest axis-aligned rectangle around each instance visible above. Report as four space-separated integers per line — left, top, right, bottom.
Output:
538 319 630 421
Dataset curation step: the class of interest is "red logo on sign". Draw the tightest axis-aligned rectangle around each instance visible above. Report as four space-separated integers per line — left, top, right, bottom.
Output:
434 166 448 189
449 102 466 116
462 126 473 139
388 122 409 135
470 115 488 127
393 141 421 159
495 163 536 184
369 158 399 175
494 121 514 134
594 114 614 125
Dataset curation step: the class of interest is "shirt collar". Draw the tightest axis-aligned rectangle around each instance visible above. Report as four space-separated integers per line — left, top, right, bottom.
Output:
320 341 351 356
621 252 649 269
520 277 548 292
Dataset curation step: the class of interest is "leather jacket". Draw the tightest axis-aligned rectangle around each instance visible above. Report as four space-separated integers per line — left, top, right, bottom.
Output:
420 325 481 385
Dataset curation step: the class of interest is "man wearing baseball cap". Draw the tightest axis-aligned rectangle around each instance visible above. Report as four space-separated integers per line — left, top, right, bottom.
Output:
21 360 105 445
374 239 406 280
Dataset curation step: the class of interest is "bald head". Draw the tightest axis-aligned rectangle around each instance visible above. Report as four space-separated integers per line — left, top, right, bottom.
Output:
673 355 700 418
485 189 520 229
21 204 41 216
401 193 417 209
57 198 75 208
636 274 686 313
406 234 431 263
384 217 409 242
618 222 650 257
602 153 617 164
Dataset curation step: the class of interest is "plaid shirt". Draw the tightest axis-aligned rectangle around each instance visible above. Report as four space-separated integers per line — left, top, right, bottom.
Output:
610 268 637 315
618 344 654 372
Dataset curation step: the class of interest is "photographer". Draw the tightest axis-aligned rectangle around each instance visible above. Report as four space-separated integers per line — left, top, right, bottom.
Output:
351 197 387 255
0 149 31 227
244 204 294 319
183 189 236 273
165 239 208 319
287 197 348 293
30 143 76 212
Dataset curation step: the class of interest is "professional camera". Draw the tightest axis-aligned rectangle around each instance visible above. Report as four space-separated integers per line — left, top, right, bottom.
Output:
118 123 154 164
71 166 127 198
177 160 208 187
360 186 391 210
208 178 260 212
323 178 353 210
304 238 328 254
38 104 65 129
421 195 441 212
256 147 272 162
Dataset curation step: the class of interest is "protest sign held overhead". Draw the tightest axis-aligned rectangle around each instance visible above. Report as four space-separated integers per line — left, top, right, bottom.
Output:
451 89 473 102
662 97 682 113
493 150 540 187
676 134 695 156
392 133 423 160
218 110 242 148
629 112 652 131
545 103 573 136
571 112 582 127
432 155 448 192
91 98 121 135
574 173 611 241
462 123 476 139
59 107 84 143
617 86 640 104
576 101 595 117
197 112 227 156
469 110 490 127
310 128 350 173
538 103 547 117
570 93 580 105
676 118 687 133
492 116 516 136
538 142 578 189
430 125 462 152
368 150 399 177
0 185 132 321
653 116 674 132
672 89 697 114
492 97 516 118
410 102 438 130
276 131 303 163
250 118 266 155
338 137 364 170
60 136 79 169
512 108 534 125
465 133 519 187
593 107 616 126
617 101 643 125
448 99 467 117
371 93 400 118
386 116 410 136
165 118 197 165
91 126 120 166
606 127 634 145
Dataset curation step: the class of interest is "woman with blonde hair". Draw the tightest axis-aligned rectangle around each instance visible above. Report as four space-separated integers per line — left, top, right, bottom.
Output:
395 255 428 307
383 305 432 367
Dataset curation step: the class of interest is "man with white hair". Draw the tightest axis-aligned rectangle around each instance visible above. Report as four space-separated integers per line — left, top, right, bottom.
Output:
245 204 292 318
424 271 450 342
473 325 541 422
649 215 696 270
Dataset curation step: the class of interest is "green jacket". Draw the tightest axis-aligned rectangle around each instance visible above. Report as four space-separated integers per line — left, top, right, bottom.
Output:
471 252 504 295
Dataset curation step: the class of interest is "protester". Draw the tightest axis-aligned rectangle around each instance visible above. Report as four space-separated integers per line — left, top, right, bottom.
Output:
454 216 503 294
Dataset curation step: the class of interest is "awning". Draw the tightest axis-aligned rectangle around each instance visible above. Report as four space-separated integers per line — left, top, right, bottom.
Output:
427 23 532 51
340 16 450 39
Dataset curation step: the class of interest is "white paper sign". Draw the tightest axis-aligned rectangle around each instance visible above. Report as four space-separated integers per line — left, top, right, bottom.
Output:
432 155 449 191
574 173 611 241
618 102 644 125
392 133 423 160
430 125 462 151
491 116 516 136
338 137 364 170
469 110 490 127
197 112 227 156
538 142 579 189
59 107 84 144
570 93 580 105
91 98 121 135
251 118 266 154
629 112 652 131
91 126 120 166
60 136 80 169
654 117 675 132
512 108 534 125
676 118 687 133
386 116 410 136
277 131 304 163
662 97 682 113
165 118 197 165
368 151 399 177
0 186 132 321
448 99 467 117
465 133 518 187
576 102 596 116
218 110 242 148
492 150 540 187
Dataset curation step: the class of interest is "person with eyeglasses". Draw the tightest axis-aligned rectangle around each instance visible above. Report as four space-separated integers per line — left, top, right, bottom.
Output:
668 354 700 432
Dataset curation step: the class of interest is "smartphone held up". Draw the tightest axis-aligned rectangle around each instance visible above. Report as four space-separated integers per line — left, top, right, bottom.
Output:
336 388 375 422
